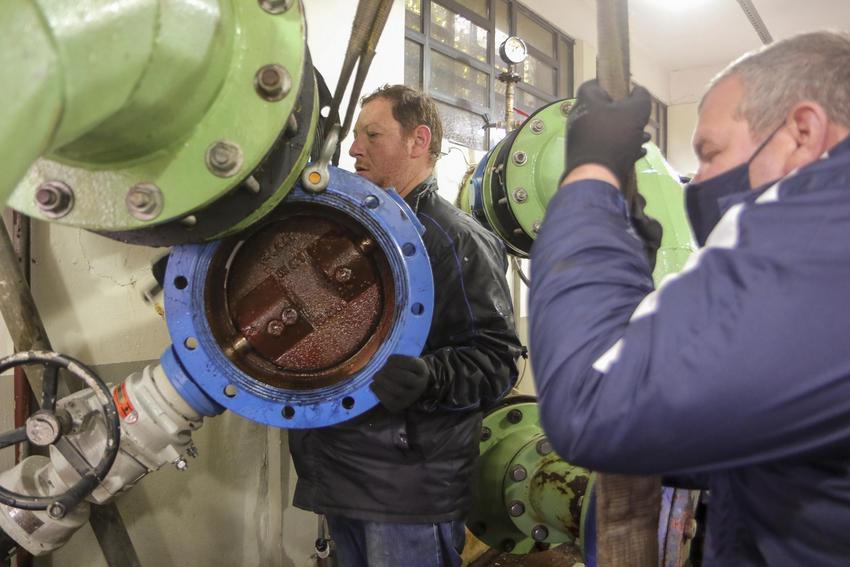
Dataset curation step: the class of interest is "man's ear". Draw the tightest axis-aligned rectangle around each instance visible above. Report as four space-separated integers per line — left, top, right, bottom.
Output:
408 124 433 159
784 101 830 172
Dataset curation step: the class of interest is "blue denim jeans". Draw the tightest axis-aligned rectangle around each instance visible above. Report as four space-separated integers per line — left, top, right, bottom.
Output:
326 516 465 567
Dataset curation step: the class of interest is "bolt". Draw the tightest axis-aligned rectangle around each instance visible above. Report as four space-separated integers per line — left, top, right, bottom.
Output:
174 458 188 472
286 114 299 135
512 151 528 166
281 308 299 325
242 175 261 194
206 140 243 178
501 539 516 553
507 408 523 424
34 181 74 218
259 0 293 14
536 438 552 456
561 101 574 116
532 221 542 234
513 188 528 203
510 464 528 482
225 336 250 358
126 183 163 220
364 195 379 209
186 444 199 459
530 119 545 134
267 320 285 336
335 267 352 283
508 500 525 517
25 411 62 446
531 525 549 542
180 215 198 228
254 64 292 101
315 538 329 553
480 426 492 442
47 502 66 519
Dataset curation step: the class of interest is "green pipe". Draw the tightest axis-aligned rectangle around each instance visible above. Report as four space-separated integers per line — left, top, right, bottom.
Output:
0 0 228 197
0 0 63 203
528 457 588 539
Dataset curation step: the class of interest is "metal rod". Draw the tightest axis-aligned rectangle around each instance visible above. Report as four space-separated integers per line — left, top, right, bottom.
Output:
338 0 394 141
0 218 50 402
9 213 32 567
735 0 773 45
595 1 661 565
0 427 27 451
89 504 143 567
327 0 383 133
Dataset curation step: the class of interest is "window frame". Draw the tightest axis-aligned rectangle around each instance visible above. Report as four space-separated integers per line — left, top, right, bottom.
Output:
405 0 575 150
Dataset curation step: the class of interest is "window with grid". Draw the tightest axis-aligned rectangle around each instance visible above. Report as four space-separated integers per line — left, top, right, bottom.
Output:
405 0 575 151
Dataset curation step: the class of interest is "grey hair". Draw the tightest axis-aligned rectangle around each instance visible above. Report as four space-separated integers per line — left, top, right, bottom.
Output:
704 30 850 137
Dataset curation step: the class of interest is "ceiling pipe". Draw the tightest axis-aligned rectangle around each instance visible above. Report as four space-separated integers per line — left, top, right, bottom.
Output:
736 0 773 44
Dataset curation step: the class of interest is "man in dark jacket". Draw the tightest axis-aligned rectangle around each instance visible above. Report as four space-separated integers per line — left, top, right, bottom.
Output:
289 85 521 567
530 31 850 567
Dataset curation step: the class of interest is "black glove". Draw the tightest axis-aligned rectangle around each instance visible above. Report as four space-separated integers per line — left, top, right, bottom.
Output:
563 80 652 189
370 355 430 413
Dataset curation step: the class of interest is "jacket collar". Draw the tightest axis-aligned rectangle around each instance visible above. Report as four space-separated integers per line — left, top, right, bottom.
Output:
403 176 438 213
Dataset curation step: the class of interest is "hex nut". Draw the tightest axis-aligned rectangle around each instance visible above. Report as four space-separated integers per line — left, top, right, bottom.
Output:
206 141 243 178
34 181 74 218
254 64 292 102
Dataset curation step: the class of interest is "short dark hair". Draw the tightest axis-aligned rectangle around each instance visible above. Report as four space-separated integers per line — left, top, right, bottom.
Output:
361 84 443 162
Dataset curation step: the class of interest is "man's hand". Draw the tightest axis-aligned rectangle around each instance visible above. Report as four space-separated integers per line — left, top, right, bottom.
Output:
370 355 430 413
563 80 652 189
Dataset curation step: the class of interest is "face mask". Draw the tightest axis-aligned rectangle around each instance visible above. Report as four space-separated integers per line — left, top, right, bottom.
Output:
685 124 783 246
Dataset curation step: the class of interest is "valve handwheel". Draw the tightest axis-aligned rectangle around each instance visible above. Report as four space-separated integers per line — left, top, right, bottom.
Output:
0 351 120 519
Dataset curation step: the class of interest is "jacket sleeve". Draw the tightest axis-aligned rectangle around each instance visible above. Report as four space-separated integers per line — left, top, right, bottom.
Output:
529 179 850 476
418 215 522 412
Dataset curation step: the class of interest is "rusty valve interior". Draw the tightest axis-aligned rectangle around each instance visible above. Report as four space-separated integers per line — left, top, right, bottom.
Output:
205 203 397 390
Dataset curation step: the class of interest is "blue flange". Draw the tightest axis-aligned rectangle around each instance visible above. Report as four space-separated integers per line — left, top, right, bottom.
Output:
469 145 495 232
161 167 434 428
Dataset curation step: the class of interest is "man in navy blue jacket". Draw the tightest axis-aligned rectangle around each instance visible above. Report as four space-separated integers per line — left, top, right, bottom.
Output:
530 31 850 566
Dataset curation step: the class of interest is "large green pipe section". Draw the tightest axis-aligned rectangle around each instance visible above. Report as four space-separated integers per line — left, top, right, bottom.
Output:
468 398 592 555
2 0 308 239
469 398 700 565
458 97 696 281
0 0 63 204
0 0 228 199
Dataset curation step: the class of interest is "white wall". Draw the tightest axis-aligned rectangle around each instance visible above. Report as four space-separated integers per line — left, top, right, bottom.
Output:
668 102 699 177
665 64 726 177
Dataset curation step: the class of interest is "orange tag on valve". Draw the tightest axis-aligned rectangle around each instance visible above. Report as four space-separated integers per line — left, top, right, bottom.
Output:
112 383 136 421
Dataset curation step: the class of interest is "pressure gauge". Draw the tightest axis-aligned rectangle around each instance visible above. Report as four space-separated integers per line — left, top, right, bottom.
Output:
499 36 528 66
